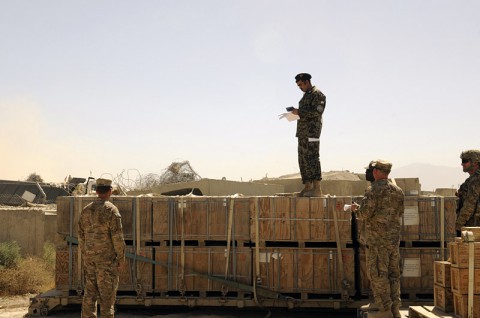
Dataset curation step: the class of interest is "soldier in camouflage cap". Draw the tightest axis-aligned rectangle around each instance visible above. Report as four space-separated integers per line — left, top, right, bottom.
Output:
78 178 126 318
289 73 326 197
351 160 404 318
456 150 480 230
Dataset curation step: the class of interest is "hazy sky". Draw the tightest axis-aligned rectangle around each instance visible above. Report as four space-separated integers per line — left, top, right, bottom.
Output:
1 0 479 186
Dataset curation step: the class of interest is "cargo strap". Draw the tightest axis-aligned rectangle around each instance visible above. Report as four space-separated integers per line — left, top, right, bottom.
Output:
179 197 186 295
76 197 83 295
65 235 288 300
462 230 475 318
332 197 349 301
253 197 262 303
440 197 445 260
222 198 235 296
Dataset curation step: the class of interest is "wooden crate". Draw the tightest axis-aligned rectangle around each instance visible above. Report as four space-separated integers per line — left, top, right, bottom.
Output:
112 197 144 241
401 197 420 241
250 196 352 243
310 196 352 243
400 248 445 294
450 267 480 294
55 244 153 293
118 247 153 293
449 241 480 268
252 196 293 241
400 196 457 242
153 197 251 241
55 245 79 290
434 261 451 287
444 197 457 241
418 197 457 241
56 196 96 236
453 292 480 318
56 196 151 241
434 284 453 312
254 247 355 296
154 246 252 293
290 197 312 241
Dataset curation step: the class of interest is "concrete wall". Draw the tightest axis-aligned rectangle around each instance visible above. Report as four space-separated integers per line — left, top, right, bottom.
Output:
0 208 57 257
149 178 285 196
259 178 370 196
128 178 370 197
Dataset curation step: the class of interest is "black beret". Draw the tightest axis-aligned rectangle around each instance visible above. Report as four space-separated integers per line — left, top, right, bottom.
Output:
295 73 312 82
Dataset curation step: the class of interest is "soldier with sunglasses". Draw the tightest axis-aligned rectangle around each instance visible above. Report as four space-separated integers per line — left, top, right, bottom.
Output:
456 150 480 231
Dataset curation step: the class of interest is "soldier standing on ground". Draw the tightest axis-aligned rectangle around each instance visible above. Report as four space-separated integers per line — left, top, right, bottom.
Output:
350 160 404 318
290 73 326 197
456 149 480 231
78 178 126 318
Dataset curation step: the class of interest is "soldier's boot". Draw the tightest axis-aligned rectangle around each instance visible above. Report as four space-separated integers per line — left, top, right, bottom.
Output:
304 180 322 197
360 303 381 312
298 181 313 197
391 305 401 318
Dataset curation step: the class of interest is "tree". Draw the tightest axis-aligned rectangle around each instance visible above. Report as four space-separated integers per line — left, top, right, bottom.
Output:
26 172 43 183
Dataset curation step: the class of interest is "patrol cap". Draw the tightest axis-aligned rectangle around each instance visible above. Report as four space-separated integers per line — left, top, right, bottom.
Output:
96 178 112 188
460 150 480 163
369 159 392 173
295 73 312 82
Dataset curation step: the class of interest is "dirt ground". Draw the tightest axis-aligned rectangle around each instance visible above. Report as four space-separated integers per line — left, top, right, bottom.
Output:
0 295 363 318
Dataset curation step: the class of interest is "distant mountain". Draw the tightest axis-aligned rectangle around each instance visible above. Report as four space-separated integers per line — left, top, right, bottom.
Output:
390 163 466 191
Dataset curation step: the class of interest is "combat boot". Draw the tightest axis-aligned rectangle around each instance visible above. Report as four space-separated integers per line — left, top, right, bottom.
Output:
299 181 313 197
391 305 401 318
304 180 322 197
360 303 380 312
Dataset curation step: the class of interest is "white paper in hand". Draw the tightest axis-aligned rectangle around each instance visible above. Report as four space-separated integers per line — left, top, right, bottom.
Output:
278 113 299 122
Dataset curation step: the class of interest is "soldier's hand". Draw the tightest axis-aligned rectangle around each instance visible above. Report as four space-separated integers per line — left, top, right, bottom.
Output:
351 203 360 212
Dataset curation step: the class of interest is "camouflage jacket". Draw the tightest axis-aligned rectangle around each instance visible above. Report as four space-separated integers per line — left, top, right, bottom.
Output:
456 176 471 216
355 179 405 246
78 199 126 264
456 170 480 230
296 86 326 138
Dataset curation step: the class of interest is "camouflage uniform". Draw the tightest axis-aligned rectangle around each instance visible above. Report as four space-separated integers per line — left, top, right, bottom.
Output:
78 198 126 318
355 170 404 316
296 85 326 183
456 170 480 230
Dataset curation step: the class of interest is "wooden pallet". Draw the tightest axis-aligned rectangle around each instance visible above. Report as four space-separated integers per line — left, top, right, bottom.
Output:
409 305 455 318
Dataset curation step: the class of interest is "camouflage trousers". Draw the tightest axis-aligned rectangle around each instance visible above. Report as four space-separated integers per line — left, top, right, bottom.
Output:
366 245 401 312
297 137 321 183
82 259 119 318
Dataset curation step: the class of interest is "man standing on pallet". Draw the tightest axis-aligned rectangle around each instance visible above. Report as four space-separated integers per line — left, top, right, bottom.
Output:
456 149 480 231
351 160 404 318
78 178 126 318
290 73 326 197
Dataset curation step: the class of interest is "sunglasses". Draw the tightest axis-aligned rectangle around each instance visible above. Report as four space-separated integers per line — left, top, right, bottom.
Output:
462 159 470 164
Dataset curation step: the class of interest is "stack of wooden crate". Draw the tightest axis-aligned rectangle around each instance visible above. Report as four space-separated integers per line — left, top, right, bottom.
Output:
54 194 458 305
432 227 480 318
399 196 456 300
359 196 457 300
56 196 253 298
251 196 354 299
433 260 453 311
449 231 480 318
